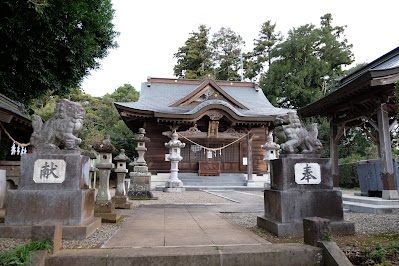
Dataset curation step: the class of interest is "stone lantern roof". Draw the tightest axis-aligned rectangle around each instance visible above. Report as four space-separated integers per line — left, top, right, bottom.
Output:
95 135 117 153
82 145 98 159
132 128 150 142
114 149 131 162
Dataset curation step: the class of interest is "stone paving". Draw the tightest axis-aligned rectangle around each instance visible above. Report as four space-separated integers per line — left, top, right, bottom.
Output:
102 204 269 248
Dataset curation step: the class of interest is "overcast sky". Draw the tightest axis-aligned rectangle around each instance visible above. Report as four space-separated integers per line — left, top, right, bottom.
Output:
81 0 399 97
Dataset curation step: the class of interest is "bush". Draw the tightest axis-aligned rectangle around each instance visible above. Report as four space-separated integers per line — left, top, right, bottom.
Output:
338 162 359 188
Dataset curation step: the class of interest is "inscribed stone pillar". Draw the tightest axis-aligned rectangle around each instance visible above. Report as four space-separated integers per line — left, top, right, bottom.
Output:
0 170 6 209
164 131 185 192
377 103 399 199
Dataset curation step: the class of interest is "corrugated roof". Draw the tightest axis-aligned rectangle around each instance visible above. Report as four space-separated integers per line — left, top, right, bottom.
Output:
116 81 290 118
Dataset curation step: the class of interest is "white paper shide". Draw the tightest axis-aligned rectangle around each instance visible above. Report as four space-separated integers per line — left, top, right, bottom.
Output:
294 163 321 184
33 159 66 183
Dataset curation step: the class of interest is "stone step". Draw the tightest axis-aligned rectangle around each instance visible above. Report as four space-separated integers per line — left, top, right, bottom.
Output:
155 186 263 191
45 245 322 266
342 195 399 206
342 201 399 214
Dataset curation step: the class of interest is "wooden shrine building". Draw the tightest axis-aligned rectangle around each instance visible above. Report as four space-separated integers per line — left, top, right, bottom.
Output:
115 76 290 177
298 46 399 199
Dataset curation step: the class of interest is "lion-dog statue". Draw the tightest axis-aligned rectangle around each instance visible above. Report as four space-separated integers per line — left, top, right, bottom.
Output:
30 99 86 151
274 111 322 154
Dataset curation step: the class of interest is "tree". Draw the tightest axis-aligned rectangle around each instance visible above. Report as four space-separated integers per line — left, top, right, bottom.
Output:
244 21 282 81
260 14 353 109
211 27 245 81
0 0 118 106
173 25 213 79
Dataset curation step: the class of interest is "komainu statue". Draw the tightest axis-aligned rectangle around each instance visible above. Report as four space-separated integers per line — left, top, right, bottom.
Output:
30 99 86 152
274 111 322 154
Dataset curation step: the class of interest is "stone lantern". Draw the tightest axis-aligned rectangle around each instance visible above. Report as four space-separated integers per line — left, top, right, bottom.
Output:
112 149 133 209
261 133 280 189
94 135 121 223
128 128 154 199
164 131 185 192
82 145 98 189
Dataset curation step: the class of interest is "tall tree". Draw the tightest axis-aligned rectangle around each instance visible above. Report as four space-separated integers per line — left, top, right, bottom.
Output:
0 0 118 105
244 21 282 81
211 27 245 81
260 14 353 109
173 25 212 79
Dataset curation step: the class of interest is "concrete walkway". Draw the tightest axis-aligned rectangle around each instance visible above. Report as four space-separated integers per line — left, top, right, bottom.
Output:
205 190 265 213
103 205 269 248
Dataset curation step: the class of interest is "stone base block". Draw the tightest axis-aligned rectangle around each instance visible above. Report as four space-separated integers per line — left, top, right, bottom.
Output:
165 180 183 188
128 191 155 199
0 217 101 240
5 189 95 226
112 196 134 209
257 216 355 237
31 224 62 254
246 181 257 187
94 210 121 223
115 202 134 209
94 200 115 213
163 187 185 193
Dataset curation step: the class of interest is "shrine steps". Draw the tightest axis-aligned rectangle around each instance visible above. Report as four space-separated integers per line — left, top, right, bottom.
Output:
155 173 265 191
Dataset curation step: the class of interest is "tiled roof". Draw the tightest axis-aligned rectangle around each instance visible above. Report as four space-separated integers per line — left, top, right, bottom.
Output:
116 80 290 119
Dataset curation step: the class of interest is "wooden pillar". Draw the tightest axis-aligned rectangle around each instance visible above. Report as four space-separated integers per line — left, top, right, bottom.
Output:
330 123 339 187
377 103 399 199
246 132 254 185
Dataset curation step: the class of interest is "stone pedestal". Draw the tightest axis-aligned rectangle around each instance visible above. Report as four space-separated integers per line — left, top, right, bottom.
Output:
0 153 101 239
128 165 154 199
257 155 355 237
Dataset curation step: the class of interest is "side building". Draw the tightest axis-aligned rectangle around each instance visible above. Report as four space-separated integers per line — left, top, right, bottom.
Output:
115 76 289 188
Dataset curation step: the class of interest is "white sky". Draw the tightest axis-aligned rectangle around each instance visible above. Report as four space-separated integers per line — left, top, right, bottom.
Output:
81 0 399 97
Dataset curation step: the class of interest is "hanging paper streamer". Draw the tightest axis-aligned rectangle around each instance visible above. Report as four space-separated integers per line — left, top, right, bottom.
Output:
11 142 16 155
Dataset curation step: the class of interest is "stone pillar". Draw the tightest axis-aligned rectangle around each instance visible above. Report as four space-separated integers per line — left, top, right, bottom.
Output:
261 133 280 189
303 217 332 247
112 149 133 208
246 132 254 186
377 103 399 199
128 128 154 199
94 135 121 223
82 145 98 189
164 131 185 192
0 170 6 209
330 123 340 188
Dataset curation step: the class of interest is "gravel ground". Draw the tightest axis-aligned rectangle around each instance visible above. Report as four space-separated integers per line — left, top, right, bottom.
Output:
1 189 399 252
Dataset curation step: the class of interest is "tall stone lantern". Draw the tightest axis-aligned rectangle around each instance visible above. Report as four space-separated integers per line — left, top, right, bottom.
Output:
164 131 185 192
112 149 133 209
261 133 280 189
128 128 154 199
94 135 121 223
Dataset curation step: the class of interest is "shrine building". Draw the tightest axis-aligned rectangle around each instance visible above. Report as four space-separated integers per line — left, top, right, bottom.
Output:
115 76 290 186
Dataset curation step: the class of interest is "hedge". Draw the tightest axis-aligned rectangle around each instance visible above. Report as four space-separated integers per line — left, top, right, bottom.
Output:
338 163 359 188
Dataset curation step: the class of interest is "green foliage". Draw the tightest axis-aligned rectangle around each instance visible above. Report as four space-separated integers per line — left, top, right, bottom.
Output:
0 240 52 265
211 27 245 81
260 14 353 108
31 84 139 159
174 25 213 79
338 163 359 188
244 20 282 81
0 0 118 106
370 243 387 264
